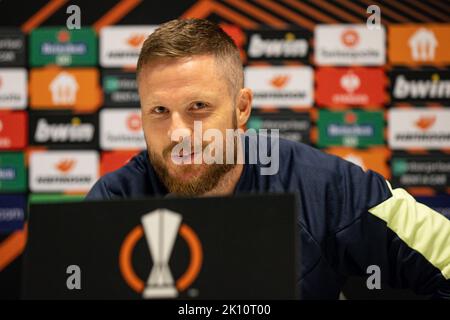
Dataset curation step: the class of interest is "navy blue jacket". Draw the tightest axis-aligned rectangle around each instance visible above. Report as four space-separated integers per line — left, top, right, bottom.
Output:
86 136 450 299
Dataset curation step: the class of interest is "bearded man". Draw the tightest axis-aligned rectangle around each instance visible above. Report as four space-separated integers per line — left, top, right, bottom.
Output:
86 19 450 299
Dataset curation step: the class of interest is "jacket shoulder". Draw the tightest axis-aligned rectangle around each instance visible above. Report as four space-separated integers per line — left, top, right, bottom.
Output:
85 151 152 200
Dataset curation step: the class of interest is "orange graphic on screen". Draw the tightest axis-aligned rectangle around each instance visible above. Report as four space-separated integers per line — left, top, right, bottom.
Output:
341 29 359 47
270 75 290 89
119 209 203 298
101 151 139 176
29 67 102 112
0 112 27 150
325 147 391 179
126 113 142 132
127 34 146 48
316 67 386 108
389 24 450 65
415 116 436 131
55 159 76 173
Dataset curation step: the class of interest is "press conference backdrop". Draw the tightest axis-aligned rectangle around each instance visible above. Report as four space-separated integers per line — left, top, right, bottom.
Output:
0 0 449 299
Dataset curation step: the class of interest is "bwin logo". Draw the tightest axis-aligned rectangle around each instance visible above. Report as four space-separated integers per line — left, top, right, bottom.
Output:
119 209 203 299
393 74 450 99
34 118 94 143
247 33 308 59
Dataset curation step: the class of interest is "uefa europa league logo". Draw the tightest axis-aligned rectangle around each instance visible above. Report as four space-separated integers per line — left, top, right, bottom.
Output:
119 208 202 298
141 209 181 298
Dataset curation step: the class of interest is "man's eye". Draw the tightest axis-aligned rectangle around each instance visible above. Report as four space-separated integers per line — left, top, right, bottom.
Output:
191 102 208 110
152 106 168 114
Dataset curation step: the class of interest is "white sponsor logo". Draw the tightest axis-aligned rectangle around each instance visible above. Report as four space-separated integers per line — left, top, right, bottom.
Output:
40 30 87 56
29 151 99 192
408 28 437 62
393 158 449 187
100 108 146 150
340 70 360 93
333 70 368 104
0 168 15 180
393 73 450 99
247 32 308 59
0 38 23 50
245 66 313 107
0 208 24 222
100 26 157 67
315 24 385 66
388 108 450 149
0 68 27 109
0 37 23 63
49 71 79 105
34 117 95 143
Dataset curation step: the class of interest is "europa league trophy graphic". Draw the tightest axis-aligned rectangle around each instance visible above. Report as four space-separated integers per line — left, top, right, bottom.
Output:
141 209 182 298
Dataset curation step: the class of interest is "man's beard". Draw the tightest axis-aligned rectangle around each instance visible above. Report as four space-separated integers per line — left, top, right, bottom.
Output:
148 118 239 196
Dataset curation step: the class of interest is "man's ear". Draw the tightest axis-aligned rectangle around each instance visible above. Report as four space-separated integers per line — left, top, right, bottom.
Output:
235 88 252 128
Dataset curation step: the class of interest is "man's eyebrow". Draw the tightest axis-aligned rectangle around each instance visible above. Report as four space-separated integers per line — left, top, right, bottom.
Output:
143 100 163 107
143 93 218 107
185 91 219 101
141 97 169 107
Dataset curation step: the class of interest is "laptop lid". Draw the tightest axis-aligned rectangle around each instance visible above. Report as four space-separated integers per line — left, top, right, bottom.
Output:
22 193 298 299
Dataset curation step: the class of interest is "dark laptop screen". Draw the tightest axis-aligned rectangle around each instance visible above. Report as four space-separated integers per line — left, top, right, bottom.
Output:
22 194 298 299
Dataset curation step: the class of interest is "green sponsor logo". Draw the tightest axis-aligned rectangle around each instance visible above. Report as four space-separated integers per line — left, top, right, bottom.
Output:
318 110 384 147
30 27 97 66
392 159 408 176
0 152 26 192
104 76 120 92
247 117 263 130
28 194 85 204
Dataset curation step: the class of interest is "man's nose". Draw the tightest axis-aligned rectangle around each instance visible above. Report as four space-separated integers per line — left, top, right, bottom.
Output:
168 112 192 142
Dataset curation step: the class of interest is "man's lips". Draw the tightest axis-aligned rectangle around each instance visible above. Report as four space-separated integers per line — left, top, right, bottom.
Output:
171 150 202 163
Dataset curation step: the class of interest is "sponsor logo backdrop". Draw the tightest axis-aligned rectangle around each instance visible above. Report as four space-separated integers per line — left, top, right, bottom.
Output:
0 0 449 300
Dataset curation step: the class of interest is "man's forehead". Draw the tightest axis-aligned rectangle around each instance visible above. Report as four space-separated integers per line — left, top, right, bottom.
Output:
138 55 229 97
139 55 220 80
142 87 221 106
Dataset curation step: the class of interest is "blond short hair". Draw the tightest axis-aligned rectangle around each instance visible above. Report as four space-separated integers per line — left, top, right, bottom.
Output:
136 19 243 98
